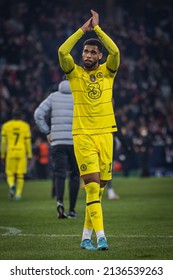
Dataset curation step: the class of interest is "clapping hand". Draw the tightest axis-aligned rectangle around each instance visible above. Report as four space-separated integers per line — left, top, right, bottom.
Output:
81 10 99 33
91 10 99 28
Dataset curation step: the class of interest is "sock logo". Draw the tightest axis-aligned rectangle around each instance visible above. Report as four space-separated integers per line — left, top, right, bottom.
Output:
91 211 97 217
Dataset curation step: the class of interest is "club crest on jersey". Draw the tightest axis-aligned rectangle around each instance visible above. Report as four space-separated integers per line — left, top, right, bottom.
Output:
96 72 103 78
80 164 87 171
90 74 96 82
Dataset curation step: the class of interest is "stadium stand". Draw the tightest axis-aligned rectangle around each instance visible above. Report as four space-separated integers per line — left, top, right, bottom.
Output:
0 0 173 177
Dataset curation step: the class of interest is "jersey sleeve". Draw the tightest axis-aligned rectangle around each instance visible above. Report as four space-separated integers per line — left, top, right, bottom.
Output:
25 124 32 159
0 124 7 159
94 25 120 73
58 28 84 73
34 95 51 135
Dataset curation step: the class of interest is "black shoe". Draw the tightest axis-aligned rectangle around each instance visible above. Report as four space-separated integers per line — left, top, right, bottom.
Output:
68 211 80 218
57 204 68 219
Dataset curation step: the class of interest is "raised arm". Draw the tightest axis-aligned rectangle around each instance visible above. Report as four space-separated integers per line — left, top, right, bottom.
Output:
91 10 120 72
1 125 7 160
58 29 82 73
58 17 93 73
25 124 32 159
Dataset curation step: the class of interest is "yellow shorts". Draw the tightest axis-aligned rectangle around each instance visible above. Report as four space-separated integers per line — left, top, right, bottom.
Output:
73 133 113 181
5 157 27 175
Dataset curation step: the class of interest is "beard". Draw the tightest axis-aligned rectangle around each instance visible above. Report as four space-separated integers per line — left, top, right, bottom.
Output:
83 60 98 70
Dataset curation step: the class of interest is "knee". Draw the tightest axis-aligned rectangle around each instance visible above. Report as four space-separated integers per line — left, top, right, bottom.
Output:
82 173 100 185
85 182 99 195
16 174 24 179
85 182 100 204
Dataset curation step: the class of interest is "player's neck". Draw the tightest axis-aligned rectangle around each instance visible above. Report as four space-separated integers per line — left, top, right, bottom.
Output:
84 63 99 71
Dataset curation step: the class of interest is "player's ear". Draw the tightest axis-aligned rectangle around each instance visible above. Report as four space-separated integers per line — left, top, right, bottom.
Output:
99 52 103 60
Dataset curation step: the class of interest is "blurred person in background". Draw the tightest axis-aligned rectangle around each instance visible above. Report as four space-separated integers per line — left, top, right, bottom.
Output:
133 126 152 177
1 109 32 200
1 1 172 178
107 127 133 199
33 137 50 180
165 135 173 170
106 179 120 200
115 126 133 177
34 80 80 218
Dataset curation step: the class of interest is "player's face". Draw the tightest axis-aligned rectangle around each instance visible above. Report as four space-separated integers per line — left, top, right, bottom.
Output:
82 45 102 70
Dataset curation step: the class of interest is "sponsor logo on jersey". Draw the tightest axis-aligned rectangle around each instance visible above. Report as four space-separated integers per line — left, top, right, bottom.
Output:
88 83 102 99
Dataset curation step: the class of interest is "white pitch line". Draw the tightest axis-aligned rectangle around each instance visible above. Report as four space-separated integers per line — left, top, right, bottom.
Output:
0 226 173 238
18 234 173 238
0 226 22 236
14 234 173 238
108 234 173 238
1 233 173 239
18 234 80 237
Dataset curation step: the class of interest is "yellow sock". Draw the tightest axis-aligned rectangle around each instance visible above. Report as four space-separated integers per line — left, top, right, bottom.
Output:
16 174 24 197
82 185 105 239
7 173 15 188
84 206 93 230
82 207 93 240
83 185 105 233
85 182 104 233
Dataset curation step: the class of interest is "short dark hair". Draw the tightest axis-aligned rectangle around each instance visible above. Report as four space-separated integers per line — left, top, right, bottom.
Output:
83 38 103 52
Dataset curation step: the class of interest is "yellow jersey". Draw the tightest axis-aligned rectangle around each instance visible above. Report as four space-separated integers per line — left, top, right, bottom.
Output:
58 25 120 135
68 63 117 134
1 120 32 159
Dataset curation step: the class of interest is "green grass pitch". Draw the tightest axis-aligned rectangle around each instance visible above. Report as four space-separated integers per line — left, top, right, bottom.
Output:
0 177 173 260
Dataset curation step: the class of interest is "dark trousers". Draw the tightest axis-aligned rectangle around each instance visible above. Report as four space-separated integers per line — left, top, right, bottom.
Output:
51 144 80 213
138 152 150 177
35 161 48 179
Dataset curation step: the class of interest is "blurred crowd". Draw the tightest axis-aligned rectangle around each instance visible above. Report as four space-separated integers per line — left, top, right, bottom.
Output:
0 0 173 177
